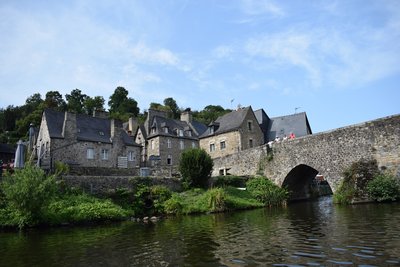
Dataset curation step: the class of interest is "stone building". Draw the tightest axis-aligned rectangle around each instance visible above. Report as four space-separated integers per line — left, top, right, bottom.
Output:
135 108 207 167
35 109 141 171
199 106 264 159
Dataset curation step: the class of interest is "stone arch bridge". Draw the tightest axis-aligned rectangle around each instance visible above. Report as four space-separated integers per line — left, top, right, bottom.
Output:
213 114 400 199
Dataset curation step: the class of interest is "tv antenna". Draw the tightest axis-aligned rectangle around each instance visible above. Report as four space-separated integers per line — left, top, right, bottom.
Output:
295 107 301 114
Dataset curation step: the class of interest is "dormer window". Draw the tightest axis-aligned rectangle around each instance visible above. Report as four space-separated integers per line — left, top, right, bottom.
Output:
209 127 214 134
151 127 156 134
164 127 169 133
179 129 184 136
187 130 192 137
99 131 104 136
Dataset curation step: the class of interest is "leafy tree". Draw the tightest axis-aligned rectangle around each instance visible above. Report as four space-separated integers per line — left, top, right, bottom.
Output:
179 148 213 189
84 96 105 116
65 88 87 113
149 102 162 109
44 91 67 111
192 105 231 125
108 87 139 117
163 97 180 119
1 165 57 228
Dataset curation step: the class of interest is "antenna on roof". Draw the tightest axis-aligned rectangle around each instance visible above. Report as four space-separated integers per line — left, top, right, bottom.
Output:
295 107 301 114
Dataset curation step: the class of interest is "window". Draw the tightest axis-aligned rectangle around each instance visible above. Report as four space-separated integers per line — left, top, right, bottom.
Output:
192 141 196 148
101 149 109 160
249 139 253 148
220 141 226 150
167 139 172 148
151 127 156 134
128 151 136 161
187 130 192 137
151 140 155 150
164 127 169 133
248 121 253 131
179 129 184 136
180 140 184 150
167 155 172 165
209 143 215 152
87 148 94 159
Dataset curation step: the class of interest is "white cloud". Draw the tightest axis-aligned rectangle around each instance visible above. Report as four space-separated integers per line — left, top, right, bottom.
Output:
212 45 234 59
131 42 180 66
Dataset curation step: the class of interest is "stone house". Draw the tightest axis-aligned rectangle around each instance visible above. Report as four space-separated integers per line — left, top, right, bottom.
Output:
199 106 264 159
35 109 141 171
135 108 207 167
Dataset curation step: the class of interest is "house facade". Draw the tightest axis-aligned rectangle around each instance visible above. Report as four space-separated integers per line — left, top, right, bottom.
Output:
199 106 264 159
35 109 141 170
135 108 207 167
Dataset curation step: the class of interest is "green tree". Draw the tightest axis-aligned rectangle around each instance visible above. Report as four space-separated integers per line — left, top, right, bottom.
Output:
66 89 87 113
108 87 139 117
1 165 57 227
179 148 213 189
84 96 105 116
163 97 180 119
192 105 231 125
44 91 67 111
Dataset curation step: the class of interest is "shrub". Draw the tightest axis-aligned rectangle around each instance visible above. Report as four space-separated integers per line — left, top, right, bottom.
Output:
163 193 183 214
204 188 226 212
151 185 172 214
179 148 213 189
333 159 380 204
367 173 400 202
43 194 129 224
246 176 288 206
1 165 57 228
54 161 70 176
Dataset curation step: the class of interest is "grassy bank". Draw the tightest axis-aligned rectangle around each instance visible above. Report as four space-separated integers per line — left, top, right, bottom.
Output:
0 165 288 229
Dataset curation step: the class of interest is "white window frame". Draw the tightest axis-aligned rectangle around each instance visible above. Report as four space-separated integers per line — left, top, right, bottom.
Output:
220 141 226 150
128 151 136 161
180 140 184 150
101 149 109 160
179 129 184 136
210 143 215 152
167 139 172 149
87 148 94 159
192 141 196 148
151 140 155 150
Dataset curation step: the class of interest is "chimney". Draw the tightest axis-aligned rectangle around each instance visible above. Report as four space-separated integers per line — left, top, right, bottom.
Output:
111 119 123 139
93 109 109 119
62 111 77 139
128 117 138 136
180 108 192 123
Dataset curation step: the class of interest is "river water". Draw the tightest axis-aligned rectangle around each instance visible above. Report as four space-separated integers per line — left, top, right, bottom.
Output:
1 197 399 266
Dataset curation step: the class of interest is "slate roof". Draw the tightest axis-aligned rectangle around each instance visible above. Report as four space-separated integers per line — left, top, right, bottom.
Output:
200 107 251 138
266 112 312 142
43 109 139 146
147 115 205 140
254 109 271 143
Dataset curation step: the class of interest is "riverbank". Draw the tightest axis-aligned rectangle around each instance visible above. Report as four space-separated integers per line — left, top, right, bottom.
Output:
0 166 288 230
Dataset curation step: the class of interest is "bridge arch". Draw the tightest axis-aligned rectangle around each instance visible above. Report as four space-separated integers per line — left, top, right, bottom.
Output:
282 164 332 201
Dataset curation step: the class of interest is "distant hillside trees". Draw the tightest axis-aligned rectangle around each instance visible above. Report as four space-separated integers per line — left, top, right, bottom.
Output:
0 87 231 144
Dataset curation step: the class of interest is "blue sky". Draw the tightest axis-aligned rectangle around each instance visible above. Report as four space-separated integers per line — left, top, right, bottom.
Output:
1 0 399 133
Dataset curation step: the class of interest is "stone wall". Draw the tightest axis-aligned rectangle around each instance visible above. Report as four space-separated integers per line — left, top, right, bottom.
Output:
61 175 182 195
211 114 400 193
212 145 268 176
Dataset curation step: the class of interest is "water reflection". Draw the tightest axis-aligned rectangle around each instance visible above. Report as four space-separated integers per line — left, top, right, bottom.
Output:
1 197 399 266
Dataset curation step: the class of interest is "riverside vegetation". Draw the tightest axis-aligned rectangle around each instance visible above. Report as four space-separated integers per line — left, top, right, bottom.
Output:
0 149 288 230
333 159 400 204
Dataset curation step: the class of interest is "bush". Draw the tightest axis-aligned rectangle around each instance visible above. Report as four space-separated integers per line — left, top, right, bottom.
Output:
367 173 400 202
246 176 288 206
163 194 183 214
333 159 380 204
1 165 57 228
204 188 226 212
151 185 172 214
43 194 129 225
179 148 213 189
